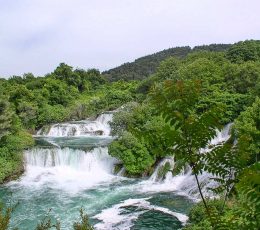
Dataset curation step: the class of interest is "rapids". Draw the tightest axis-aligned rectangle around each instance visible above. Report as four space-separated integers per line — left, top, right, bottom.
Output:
0 114 232 229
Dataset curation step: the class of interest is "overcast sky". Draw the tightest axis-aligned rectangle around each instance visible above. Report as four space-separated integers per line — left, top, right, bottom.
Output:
0 0 260 77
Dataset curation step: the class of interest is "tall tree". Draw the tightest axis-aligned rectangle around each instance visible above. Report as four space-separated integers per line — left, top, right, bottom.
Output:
0 96 13 140
149 79 224 226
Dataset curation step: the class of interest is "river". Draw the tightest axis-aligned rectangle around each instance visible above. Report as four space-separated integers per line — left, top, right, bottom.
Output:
0 113 231 229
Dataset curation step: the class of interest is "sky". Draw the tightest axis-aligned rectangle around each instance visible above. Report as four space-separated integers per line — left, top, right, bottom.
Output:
0 0 260 77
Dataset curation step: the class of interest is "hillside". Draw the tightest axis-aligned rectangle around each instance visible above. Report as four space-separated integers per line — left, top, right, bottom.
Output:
103 43 231 81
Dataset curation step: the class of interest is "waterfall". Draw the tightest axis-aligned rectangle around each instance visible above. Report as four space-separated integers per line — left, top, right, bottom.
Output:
210 123 232 145
149 157 174 182
144 124 232 199
20 147 119 192
25 147 116 169
116 167 126 176
27 117 231 198
19 112 117 193
36 113 113 137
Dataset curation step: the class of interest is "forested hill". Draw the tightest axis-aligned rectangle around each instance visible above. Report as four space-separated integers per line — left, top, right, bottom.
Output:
103 44 231 81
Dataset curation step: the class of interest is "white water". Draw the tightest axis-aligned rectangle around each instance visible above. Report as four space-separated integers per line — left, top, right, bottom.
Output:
3 118 232 229
32 122 231 197
94 197 188 230
149 157 175 182
36 113 113 137
17 147 119 193
210 123 232 145
138 123 232 199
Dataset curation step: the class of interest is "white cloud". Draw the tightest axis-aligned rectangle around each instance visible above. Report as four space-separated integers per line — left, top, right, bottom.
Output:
0 0 260 77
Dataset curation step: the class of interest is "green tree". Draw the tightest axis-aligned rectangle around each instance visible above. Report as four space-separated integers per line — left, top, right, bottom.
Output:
149 79 224 226
226 40 260 63
224 62 260 94
17 101 38 129
73 208 94 230
154 57 181 81
0 203 13 230
178 58 223 85
109 131 154 176
233 97 260 164
53 63 81 88
0 97 13 140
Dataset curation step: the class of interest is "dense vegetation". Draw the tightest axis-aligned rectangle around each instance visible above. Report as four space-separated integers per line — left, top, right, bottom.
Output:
0 91 34 183
108 40 260 229
0 39 259 229
103 44 231 81
0 63 138 183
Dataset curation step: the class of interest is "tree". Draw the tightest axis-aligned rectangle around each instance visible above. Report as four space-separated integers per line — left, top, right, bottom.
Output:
53 63 82 88
149 79 224 226
17 101 38 129
233 97 260 164
0 203 12 230
178 58 223 85
149 80 260 229
226 40 260 63
0 97 13 140
43 78 78 106
154 57 181 81
224 62 260 94
109 131 155 176
73 208 94 230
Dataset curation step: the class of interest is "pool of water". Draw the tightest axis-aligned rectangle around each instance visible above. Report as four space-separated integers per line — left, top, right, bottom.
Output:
0 114 198 229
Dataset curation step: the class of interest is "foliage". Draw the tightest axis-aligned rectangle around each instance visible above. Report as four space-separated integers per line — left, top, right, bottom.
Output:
0 97 13 140
233 97 260 162
0 93 34 183
185 170 260 230
37 104 68 127
178 58 223 86
109 131 155 176
223 61 260 94
103 44 230 81
110 101 155 136
0 129 34 183
35 215 60 230
146 77 259 228
34 209 95 230
0 203 14 230
109 102 139 136
226 40 260 63
0 205 94 230
1 40 260 229
154 57 181 81
184 99 260 230
196 91 250 124
73 208 94 230
233 162 260 229
186 199 223 226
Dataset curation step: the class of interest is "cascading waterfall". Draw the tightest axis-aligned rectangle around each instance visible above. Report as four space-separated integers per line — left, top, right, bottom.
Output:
25 147 116 169
36 113 113 137
210 123 232 145
20 147 119 192
149 157 175 182
2 107 233 230
18 112 117 193
142 124 232 199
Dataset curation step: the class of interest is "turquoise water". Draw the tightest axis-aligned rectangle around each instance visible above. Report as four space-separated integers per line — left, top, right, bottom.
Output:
0 180 193 229
0 116 196 229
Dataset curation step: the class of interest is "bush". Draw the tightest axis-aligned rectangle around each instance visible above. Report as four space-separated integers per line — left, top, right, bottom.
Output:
109 132 155 176
187 199 223 225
